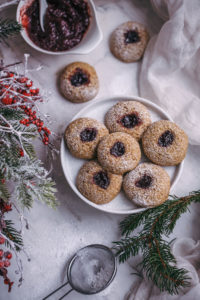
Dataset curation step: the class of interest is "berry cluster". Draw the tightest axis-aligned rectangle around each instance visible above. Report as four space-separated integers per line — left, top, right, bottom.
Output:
0 239 13 292
0 199 13 292
0 71 51 146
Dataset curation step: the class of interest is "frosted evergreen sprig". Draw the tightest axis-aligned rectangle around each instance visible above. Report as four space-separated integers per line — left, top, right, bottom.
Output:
0 57 58 292
113 191 200 295
0 19 21 42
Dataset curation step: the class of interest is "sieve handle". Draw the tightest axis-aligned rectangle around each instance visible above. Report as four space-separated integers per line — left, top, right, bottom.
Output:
58 288 73 300
43 281 73 299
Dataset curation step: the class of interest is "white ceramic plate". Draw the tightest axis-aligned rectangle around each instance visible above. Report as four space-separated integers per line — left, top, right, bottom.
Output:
16 0 102 55
61 96 183 215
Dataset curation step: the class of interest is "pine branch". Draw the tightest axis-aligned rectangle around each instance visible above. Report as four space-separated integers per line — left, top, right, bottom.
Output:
113 190 200 295
2 220 23 251
0 19 22 42
0 107 25 120
0 173 10 201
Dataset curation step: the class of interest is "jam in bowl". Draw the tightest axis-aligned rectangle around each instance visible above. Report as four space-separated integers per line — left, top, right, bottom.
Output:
17 0 102 55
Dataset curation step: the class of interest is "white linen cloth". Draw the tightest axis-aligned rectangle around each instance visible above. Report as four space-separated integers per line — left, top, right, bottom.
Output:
126 238 200 300
139 0 200 145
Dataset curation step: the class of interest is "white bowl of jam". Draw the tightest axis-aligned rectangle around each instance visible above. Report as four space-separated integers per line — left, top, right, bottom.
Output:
17 0 102 55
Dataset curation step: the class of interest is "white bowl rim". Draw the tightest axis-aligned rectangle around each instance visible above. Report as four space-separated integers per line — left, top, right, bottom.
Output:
16 0 103 55
60 95 184 215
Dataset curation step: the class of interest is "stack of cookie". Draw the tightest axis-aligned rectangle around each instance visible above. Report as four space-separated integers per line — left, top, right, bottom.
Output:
64 100 188 208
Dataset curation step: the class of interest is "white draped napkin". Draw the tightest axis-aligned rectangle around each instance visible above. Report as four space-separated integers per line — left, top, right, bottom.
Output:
139 0 200 145
126 238 200 300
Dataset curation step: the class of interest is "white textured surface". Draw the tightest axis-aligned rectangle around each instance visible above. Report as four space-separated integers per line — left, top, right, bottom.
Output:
0 1 200 300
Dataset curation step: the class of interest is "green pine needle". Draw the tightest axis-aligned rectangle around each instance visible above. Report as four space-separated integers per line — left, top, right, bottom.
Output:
0 19 22 42
3 220 23 251
113 191 200 295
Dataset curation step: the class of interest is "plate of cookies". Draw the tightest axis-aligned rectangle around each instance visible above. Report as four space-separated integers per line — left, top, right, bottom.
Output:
61 96 188 214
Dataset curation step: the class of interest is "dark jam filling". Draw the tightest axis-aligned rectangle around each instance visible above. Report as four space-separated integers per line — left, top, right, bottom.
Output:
135 174 153 189
124 30 140 44
70 68 89 87
158 130 174 147
80 127 97 142
93 171 110 189
110 142 125 157
22 0 90 52
119 113 142 129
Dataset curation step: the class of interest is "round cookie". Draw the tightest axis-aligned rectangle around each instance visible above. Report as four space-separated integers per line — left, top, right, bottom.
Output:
123 163 170 207
60 62 99 103
110 21 149 62
105 100 151 140
142 120 188 166
76 161 122 204
65 118 109 159
97 132 141 175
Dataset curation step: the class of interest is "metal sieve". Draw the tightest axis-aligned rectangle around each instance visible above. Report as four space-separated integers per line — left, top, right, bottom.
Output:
43 244 117 300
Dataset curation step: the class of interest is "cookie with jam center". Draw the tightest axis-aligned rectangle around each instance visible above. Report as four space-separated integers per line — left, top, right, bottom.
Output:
60 62 99 103
76 161 122 204
110 21 149 62
65 118 109 159
97 132 141 175
142 120 188 166
105 100 151 140
123 163 170 207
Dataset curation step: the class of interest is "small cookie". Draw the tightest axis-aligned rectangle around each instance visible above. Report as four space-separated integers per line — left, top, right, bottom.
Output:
110 21 149 62
60 62 99 103
97 132 141 175
105 100 151 140
123 163 170 207
65 118 109 159
142 120 188 166
76 161 122 204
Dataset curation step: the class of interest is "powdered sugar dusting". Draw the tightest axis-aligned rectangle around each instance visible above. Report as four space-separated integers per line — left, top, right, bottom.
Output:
105 100 151 140
123 163 170 207
70 246 115 293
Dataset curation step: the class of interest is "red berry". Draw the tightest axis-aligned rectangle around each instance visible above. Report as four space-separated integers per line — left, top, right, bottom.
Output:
0 236 5 245
4 260 10 267
0 261 4 268
4 204 12 212
0 249 4 258
20 149 24 157
5 252 12 260
18 77 27 83
30 89 36 94
4 278 9 284
22 92 31 97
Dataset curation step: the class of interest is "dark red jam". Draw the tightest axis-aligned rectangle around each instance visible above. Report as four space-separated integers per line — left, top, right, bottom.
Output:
80 128 97 142
110 142 125 157
119 113 142 129
124 30 140 44
158 130 174 147
93 171 110 189
70 68 89 87
135 174 153 189
22 0 90 52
